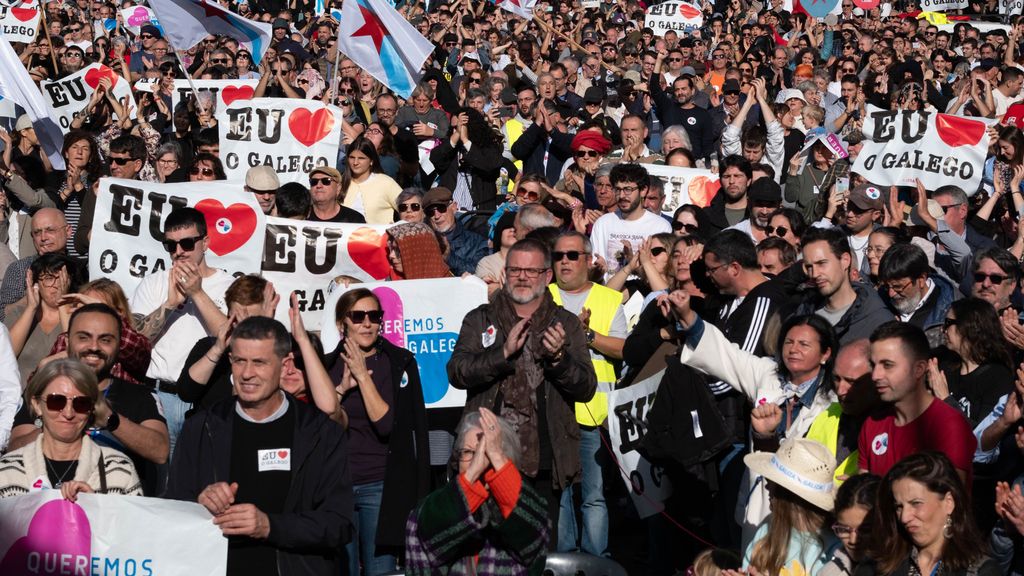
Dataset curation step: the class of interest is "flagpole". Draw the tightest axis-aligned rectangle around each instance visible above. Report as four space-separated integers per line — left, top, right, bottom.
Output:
36 3 60 76
166 40 210 127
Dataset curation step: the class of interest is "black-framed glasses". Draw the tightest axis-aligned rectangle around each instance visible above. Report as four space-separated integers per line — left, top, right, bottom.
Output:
347 310 384 324
44 393 94 414
425 202 451 218
672 221 699 235
974 272 1010 284
108 156 136 165
552 250 589 262
453 448 477 462
942 317 958 330
939 203 962 213
765 225 789 237
650 246 667 257
574 150 600 159
140 33 154 39
505 266 548 278
211 59 229 65
398 202 422 213
162 235 206 253
309 177 334 187
614 185 640 195
37 273 61 287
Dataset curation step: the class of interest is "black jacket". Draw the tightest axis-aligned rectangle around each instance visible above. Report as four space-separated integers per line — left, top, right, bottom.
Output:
510 122 574 186
165 394 353 576
430 139 504 211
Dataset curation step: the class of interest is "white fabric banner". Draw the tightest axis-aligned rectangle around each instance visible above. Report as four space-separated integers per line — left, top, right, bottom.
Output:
89 178 266 297
853 106 991 192
607 371 673 519
218 98 343 184
40 63 136 133
0 33 64 169
120 5 158 35
0 491 227 576
645 1 703 36
262 216 392 329
169 79 258 118
644 164 720 211
920 0 969 11
320 277 488 409
0 0 40 43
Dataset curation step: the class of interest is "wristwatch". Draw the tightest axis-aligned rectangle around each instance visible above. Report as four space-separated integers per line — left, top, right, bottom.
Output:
585 328 596 345
104 411 121 433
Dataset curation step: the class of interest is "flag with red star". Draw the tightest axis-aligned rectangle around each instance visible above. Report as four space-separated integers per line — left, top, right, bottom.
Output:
147 0 274 64
337 0 432 98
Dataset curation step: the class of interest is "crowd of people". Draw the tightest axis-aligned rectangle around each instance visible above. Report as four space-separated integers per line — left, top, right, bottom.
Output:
4 0 1024 574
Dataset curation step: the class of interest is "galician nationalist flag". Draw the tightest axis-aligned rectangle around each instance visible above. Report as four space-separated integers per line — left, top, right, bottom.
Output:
497 0 537 20
337 0 433 99
146 0 274 64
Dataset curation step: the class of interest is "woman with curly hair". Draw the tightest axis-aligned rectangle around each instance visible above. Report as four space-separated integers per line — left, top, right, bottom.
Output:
430 107 505 211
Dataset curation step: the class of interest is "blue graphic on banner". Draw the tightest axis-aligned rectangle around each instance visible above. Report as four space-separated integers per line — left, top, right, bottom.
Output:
407 333 458 403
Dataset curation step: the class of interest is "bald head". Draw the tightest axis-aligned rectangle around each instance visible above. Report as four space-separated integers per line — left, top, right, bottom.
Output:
31 208 70 254
833 339 877 416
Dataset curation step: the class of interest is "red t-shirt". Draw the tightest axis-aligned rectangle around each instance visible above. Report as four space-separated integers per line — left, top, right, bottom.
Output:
1004 104 1024 129
858 398 976 478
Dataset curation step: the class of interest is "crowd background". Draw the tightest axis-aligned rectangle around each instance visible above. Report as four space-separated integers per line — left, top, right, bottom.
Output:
5 0 1024 575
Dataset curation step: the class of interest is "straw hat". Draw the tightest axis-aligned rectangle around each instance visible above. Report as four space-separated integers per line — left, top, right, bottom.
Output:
744 437 837 511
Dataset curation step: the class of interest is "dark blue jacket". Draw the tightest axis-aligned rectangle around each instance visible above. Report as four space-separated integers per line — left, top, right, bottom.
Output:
443 220 489 276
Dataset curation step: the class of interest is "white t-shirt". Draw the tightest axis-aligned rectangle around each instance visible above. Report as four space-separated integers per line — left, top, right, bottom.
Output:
589 210 672 279
130 268 234 381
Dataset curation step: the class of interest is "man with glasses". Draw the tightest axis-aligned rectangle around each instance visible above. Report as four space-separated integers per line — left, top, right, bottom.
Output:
422 186 487 276
877 244 956 348
932 185 995 255
0 208 75 321
970 247 1019 313
448 238 596 549
547 231 624 558
129 25 162 80
130 207 233 465
843 184 883 279
306 167 365 223
589 163 671 279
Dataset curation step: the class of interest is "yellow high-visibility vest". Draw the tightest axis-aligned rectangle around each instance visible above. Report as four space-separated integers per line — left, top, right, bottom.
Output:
806 402 859 483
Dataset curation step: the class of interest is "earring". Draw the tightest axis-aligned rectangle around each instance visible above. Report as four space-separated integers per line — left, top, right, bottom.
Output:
943 515 953 538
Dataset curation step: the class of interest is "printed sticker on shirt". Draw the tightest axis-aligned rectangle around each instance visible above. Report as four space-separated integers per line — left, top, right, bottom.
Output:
258 449 292 472
871 432 889 456
30 476 49 491
400 371 409 389
482 325 497 348
686 117 696 126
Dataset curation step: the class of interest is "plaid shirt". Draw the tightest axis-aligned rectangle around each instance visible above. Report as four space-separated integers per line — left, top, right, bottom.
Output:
49 319 152 385
404 473 548 576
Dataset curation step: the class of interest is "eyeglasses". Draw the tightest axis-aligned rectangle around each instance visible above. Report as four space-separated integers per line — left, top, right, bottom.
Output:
506 266 548 278
974 272 1010 284
938 203 962 213
574 150 600 159
832 523 858 537
552 250 589 262
765 225 789 237
238 54 251 60
469 77 482 83
162 235 206 253
516 188 540 202
943 317 958 330
453 448 477 461
190 167 214 177
309 177 334 186
297 79 309 85
672 221 699 235
614 185 640 195
366 128 383 135
37 273 61 287
211 59 229 65
667 57 682 62
108 156 135 165
140 34 154 39
883 279 914 296
425 203 451 218
346 310 384 324
650 246 667 257
705 262 730 276
398 202 421 213
44 393 94 414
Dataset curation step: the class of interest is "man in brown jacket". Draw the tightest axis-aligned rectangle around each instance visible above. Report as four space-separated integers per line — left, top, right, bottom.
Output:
447 238 597 549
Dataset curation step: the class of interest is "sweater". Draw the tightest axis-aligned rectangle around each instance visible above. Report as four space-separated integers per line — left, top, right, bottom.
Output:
0 435 141 498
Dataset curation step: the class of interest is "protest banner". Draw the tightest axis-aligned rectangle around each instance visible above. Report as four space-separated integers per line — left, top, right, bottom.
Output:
120 5 161 35
41 63 136 133
0 491 227 576
644 1 702 36
218 98 344 184
644 164 720 211
607 371 672 518
1002 0 1024 16
320 277 488 409
920 0 969 10
853 105 991 192
169 79 258 117
0 0 39 43
261 216 392 329
89 178 266 297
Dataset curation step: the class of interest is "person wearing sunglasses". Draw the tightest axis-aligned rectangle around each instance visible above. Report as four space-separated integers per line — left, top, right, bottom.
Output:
0 359 143 500
672 205 705 240
969 247 1020 314
306 166 366 224
127 25 162 81
568 129 611 197
328 287 429 575
422 186 488 276
394 188 425 224
765 208 806 251
186 153 225 182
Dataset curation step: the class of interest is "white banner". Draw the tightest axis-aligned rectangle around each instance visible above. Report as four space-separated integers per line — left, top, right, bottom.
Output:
1001 0 1024 15
0 0 40 43
644 1 703 36
89 178 266 297
40 63 136 133
644 164 720 211
607 370 673 519
169 79 258 117
320 277 488 410
0 491 227 576
853 106 991 193
120 5 159 35
218 97 343 184
262 217 392 329
920 0 969 10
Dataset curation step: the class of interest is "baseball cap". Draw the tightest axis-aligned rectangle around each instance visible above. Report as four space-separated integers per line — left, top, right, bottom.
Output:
245 166 280 192
848 184 884 211
422 187 454 207
748 178 782 204
309 166 341 181
14 115 32 131
272 18 289 30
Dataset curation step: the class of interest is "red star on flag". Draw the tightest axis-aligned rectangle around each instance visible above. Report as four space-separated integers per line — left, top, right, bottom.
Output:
352 2 389 52
191 0 231 23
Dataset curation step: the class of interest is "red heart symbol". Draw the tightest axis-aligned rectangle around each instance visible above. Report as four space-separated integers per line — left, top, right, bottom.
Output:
288 108 334 146
347 227 390 280
688 176 721 208
195 199 258 256
221 85 254 105
853 0 879 8
678 3 701 18
935 113 986 148
11 7 36 21
277 450 288 458
84 65 119 90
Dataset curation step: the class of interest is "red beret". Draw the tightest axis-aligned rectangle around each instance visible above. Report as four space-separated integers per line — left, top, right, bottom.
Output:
571 130 612 155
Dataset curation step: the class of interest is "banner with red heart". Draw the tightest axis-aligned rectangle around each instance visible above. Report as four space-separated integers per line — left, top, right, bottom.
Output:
84 65 120 90
42 63 137 133
0 0 42 43
195 199 260 256
216 98 344 185
170 79 259 115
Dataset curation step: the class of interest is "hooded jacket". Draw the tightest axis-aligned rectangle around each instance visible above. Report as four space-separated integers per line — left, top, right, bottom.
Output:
795 281 895 345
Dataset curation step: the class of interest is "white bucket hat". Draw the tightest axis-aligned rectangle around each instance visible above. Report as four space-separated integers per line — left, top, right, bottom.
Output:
744 437 837 511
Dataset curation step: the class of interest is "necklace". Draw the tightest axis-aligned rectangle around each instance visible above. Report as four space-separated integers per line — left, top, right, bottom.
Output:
44 457 77 488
